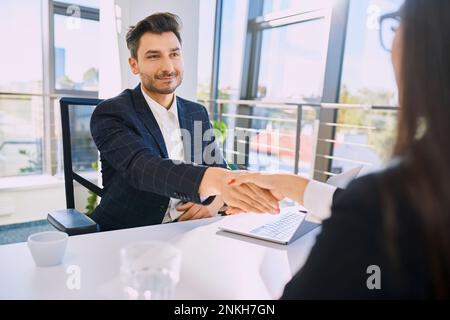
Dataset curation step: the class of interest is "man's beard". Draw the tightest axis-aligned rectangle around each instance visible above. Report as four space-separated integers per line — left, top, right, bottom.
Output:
141 72 183 95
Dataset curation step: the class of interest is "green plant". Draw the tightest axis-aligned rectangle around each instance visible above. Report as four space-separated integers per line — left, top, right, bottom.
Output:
85 160 99 215
211 120 240 171
212 120 228 145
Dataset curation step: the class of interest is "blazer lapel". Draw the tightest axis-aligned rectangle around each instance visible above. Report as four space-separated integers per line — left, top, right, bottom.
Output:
131 85 168 158
177 98 194 162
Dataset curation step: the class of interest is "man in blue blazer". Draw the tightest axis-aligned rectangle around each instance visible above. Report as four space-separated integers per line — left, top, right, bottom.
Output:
90 13 227 231
90 13 279 231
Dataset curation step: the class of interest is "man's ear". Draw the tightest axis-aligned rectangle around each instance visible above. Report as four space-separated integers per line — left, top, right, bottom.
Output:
128 57 139 75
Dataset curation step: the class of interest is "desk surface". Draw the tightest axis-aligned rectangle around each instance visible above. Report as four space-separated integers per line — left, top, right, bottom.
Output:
0 215 320 300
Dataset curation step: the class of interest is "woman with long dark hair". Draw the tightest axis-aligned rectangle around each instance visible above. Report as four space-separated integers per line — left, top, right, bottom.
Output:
228 0 450 299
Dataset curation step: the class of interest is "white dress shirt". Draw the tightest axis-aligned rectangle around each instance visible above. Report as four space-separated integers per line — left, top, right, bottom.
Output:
303 166 363 221
141 87 185 223
303 180 337 222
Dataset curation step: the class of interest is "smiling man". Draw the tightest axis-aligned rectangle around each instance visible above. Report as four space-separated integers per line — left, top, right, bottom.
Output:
90 13 279 231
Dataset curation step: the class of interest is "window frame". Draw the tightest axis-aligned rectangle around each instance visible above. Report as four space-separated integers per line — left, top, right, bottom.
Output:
51 1 100 98
0 0 100 179
208 0 349 178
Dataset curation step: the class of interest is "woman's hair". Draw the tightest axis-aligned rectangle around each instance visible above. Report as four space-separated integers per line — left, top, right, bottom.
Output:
385 0 450 298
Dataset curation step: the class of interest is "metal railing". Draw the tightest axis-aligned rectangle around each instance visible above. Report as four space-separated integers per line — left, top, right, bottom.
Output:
199 99 397 180
0 91 98 178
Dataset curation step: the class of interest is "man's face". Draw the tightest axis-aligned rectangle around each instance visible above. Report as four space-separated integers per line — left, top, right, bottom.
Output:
129 31 184 95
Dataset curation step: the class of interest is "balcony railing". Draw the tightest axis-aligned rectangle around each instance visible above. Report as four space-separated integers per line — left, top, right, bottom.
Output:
199 99 398 181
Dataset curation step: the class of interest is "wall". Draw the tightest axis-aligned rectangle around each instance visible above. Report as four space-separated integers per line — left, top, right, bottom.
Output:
0 176 94 226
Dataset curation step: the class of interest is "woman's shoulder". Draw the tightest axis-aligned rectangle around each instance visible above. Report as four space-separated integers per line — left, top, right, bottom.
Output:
333 164 406 210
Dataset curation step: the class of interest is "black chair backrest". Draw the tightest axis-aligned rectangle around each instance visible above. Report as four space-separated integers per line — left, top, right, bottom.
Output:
60 97 104 210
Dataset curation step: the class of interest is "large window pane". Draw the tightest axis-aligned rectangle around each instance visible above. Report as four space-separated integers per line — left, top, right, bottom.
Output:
54 12 100 91
0 0 43 94
196 0 217 102
0 96 44 177
330 0 404 175
217 0 249 100
257 18 329 102
339 0 403 106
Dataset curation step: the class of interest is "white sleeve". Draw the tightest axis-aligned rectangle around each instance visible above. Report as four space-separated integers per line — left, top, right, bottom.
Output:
303 180 337 221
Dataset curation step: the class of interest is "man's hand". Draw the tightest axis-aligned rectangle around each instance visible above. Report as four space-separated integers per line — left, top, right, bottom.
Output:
224 173 310 215
176 196 224 222
198 168 281 214
221 183 280 214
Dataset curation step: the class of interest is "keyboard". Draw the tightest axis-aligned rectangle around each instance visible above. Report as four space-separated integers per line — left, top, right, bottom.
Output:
250 209 307 241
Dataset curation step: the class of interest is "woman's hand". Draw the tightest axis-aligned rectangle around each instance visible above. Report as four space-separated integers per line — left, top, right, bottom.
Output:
198 168 280 213
225 172 310 214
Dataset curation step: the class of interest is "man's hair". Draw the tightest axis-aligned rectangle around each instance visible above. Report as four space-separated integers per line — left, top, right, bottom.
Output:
126 12 182 59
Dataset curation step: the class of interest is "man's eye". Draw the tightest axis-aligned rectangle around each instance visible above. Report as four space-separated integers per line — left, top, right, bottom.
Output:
171 53 180 57
148 56 158 59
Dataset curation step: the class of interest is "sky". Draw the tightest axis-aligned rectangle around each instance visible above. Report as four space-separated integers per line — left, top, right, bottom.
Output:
0 0 100 91
340 0 404 94
0 0 43 90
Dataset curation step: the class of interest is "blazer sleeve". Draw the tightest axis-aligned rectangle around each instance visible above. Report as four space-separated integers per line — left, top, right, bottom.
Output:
91 100 211 205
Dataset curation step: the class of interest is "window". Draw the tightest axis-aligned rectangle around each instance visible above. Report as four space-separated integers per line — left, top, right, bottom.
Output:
53 1 100 93
0 0 44 177
0 0 43 94
52 1 100 176
0 0 100 179
330 0 404 175
0 96 44 177
257 18 329 102
69 105 98 173
208 0 333 176
201 0 403 178
339 0 402 106
244 3 332 176
196 0 217 102
217 0 250 101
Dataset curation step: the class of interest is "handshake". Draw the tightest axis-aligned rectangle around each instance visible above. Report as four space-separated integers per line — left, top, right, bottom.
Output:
197 167 309 216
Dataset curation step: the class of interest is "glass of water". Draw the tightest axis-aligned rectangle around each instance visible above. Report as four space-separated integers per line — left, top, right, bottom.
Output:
120 241 182 300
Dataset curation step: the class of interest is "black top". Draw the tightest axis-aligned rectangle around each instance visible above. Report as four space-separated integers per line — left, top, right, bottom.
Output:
282 166 434 299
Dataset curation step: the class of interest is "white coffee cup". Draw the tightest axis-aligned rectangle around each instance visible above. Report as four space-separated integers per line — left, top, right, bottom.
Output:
27 231 68 267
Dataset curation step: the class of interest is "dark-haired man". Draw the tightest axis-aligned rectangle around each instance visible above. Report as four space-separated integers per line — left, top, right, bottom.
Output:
90 13 279 231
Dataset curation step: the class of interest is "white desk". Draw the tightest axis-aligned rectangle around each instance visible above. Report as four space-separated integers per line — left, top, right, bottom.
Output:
0 216 320 300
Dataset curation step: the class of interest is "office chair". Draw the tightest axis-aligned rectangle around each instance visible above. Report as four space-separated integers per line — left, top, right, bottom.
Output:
47 97 104 236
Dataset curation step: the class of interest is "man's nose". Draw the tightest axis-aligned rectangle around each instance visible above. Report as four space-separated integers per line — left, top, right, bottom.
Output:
159 56 175 74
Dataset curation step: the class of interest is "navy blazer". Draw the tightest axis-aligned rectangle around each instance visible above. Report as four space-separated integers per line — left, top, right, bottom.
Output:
90 85 227 231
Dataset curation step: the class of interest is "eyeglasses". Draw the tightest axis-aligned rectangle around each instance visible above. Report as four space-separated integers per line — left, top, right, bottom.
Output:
379 10 401 52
